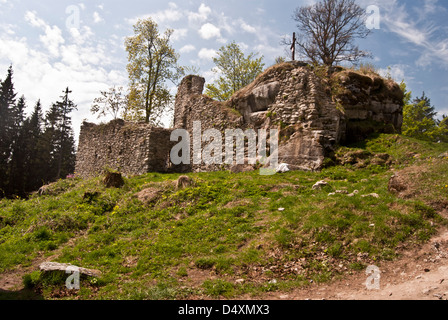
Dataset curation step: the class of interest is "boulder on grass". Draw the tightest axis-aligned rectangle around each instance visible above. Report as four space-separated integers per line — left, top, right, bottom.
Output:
388 174 407 194
103 171 124 188
176 176 194 190
39 262 101 278
135 188 161 205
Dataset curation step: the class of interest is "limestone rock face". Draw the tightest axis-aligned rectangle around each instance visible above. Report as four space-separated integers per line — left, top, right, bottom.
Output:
228 63 344 171
332 70 404 143
171 62 403 172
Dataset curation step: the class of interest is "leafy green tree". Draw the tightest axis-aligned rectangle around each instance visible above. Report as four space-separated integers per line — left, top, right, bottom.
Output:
400 81 412 106
125 18 180 125
40 103 60 183
440 115 448 129
401 84 442 142
412 92 437 121
438 115 448 143
403 102 438 141
205 41 265 101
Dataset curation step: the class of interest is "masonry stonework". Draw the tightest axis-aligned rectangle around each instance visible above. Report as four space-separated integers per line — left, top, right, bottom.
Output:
75 62 404 177
75 120 174 178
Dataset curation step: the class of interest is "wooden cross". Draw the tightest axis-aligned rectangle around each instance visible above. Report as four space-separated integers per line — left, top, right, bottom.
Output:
290 32 296 61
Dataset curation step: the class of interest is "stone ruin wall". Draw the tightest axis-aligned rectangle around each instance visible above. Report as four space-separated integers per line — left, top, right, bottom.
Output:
75 61 404 177
75 120 174 178
172 75 249 173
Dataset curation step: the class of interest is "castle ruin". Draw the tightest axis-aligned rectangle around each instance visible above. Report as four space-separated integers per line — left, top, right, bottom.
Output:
75 61 404 178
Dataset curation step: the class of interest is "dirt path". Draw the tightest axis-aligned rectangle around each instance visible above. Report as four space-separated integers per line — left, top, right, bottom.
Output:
255 227 448 300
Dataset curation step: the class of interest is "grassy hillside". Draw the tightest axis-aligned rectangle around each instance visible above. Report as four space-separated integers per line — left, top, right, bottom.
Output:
1 134 447 300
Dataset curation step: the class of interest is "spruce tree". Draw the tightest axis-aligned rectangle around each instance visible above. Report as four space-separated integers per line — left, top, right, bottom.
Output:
23 100 45 192
411 92 437 122
41 88 77 182
0 66 17 196
402 90 440 142
41 102 61 183
8 96 27 196
55 88 77 180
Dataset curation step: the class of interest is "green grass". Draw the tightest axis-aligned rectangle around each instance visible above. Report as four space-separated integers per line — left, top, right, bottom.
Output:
0 134 447 300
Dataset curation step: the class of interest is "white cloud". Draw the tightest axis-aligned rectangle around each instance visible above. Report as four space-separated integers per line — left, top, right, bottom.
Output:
358 0 448 69
2 11 127 140
172 28 188 42
188 3 211 24
198 23 221 40
69 26 94 45
24 11 46 28
216 13 234 35
0 23 15 35
202 69 221 85
385 8 432 46
378 64 410 82
415 38 448 68
42 26 65 57
128 2 182 25
25 11 65 58
198 48 217 61
419 0 442 18
93 11 104 24
180 44 196 54
240 21 257 34
155 2 183 23
238 42 249 52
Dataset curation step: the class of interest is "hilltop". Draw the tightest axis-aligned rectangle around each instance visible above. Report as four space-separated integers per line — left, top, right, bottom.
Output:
0 133 447 300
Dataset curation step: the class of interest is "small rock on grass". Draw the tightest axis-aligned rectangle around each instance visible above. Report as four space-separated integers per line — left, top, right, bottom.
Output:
176 176 194 190
362 193 380 198
312 180 328 190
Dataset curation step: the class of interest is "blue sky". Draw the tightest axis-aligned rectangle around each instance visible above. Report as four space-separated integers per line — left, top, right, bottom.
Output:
0 0 447 141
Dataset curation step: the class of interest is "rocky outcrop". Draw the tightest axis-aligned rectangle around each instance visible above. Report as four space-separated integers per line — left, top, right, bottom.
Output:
173 61 403 172
76 61 404 176
229 62 344 171
331 68 404 143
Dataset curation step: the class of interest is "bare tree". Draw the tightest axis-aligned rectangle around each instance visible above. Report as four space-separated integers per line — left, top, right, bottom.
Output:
91 86 127 120
285 0 371 67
